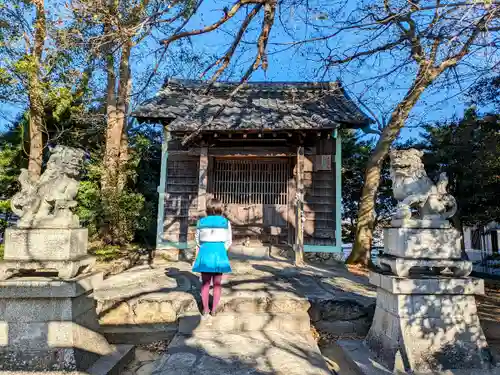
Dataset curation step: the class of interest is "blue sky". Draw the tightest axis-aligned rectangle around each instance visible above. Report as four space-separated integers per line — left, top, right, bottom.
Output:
135 0 483 141
2 0 491 142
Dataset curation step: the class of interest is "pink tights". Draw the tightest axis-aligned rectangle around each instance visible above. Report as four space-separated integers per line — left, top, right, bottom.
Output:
201 272 223 313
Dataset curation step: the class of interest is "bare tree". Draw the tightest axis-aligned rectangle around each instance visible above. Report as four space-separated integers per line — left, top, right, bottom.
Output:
320 1 500 265
160 0 499 265
161 0 278 145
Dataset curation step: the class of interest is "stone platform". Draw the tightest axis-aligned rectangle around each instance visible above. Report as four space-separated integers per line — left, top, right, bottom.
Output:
95 259 377 343
0 255 95 280
365 272 494 373
0 272 132 373
96 259 376 374
229 244 270 260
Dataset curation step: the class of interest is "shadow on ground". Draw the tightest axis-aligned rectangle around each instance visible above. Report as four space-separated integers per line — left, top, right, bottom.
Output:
96 258 376 374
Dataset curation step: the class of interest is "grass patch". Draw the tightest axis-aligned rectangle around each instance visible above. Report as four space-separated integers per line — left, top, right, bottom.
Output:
90 245 123 262
0 244 3 260
89 243 147 263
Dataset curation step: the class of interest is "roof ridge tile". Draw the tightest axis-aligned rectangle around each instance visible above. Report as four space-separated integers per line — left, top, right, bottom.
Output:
133 77 373 131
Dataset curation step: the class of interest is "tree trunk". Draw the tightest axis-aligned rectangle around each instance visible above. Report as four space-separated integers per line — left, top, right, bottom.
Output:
26 0 46 178
116 39 132 191
346 69 437 266
347 159 381 265
101 36 117 190
102 38 132 192
27 91 44 178
117 125 129 190
100 37 133 243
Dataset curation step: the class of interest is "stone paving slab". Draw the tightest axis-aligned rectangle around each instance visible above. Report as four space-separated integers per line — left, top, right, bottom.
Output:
151 331 332 375
179 312 311 334
94 265 193 302
218 274 313 307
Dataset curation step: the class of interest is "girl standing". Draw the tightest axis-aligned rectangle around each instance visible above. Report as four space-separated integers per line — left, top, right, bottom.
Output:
192 198 232 318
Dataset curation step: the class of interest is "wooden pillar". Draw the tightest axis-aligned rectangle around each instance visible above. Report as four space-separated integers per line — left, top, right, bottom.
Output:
156 127 169 249
197 146 208 216
334 129 342 250
295 145 305 265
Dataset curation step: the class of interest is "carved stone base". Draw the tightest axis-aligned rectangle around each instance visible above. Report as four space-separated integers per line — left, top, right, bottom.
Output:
4 227 88 261
384 226 462 259
0 255 95 281
365 272 494 373
378 254 472 277
0 273 125 372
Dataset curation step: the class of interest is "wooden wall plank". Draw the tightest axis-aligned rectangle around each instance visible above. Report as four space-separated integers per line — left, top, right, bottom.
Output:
295 146 305 265
197 147 208 215
302 137 337 246
161 154 199 244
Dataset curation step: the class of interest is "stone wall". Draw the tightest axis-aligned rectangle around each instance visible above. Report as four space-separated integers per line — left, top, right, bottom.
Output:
309 298 375 337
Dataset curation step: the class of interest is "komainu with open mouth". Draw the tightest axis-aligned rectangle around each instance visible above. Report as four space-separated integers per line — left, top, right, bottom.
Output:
389 148 457 222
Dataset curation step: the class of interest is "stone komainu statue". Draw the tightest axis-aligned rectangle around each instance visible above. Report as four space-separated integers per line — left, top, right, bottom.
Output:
389 148 457 222
11 145 86 229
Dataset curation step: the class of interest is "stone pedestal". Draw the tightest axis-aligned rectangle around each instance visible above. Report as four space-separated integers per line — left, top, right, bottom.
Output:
365 272 494 373
0 272 132 372
0 228 95 280
378 227 471 277
384 226 462 258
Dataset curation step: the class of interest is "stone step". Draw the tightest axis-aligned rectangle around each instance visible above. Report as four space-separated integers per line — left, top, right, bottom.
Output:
96 291 198 326
100 324 178 345
216 295 311 314
179 312 311 334
150 331 332 375
87 344 135 375
229 245 270 260
97 287 311 326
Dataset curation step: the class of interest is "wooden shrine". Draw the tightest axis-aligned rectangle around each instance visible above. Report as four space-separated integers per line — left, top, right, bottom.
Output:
132 78 371 262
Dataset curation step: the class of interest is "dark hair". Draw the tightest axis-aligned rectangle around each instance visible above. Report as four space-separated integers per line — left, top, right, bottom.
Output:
206 198 224 216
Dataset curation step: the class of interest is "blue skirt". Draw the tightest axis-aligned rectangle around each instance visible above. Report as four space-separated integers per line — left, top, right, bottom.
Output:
192 242 232 274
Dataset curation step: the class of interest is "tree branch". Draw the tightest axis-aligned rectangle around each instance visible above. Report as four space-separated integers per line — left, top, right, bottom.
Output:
327 38 406 65
256 0 276 71
160 0 266 46
181 0 277 146
439 11 496 71
202 4 262 86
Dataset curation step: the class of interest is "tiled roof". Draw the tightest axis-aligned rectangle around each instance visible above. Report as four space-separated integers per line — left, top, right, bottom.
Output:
132 78 372 131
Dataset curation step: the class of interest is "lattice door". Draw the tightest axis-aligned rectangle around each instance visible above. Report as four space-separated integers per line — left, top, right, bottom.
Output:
209 158 290 228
